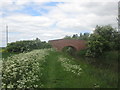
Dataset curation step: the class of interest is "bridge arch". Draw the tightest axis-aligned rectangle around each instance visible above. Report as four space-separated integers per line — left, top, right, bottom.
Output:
61 45 77 50
62 46 77 55
49 39 86 51
62 45 77 51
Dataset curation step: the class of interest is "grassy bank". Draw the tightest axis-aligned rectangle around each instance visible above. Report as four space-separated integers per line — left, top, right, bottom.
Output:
1 49 118 88
41 50 118 88
75 50 119 72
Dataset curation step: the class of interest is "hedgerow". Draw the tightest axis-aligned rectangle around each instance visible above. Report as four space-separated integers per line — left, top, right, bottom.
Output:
6 38 51 53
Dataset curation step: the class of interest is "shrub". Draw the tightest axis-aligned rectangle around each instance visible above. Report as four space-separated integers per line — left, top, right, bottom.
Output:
5 38 52 53
101 51 119 63
86 25 119 57
2 49 50 88
76 49 87 57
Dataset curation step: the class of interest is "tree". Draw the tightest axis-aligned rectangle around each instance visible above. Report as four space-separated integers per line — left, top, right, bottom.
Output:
64 35 72 39
86 34 109 57
86 25 119 57
79 33 90 40
72 34 78 39
6 39 51 53
94 25 116 42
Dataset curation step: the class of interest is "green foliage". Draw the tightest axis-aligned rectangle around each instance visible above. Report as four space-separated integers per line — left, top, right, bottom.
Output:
86 34 109 57
94 25 115 41
63 25 119 58
86 25 119 57
76 49 87 56
112 31 120 50
79 33 90 40
5 38 52 53
63 35 72 39
101 51 119 63
63 33 90 40
1 49 118 88
72 34 79 39
42 50 118 88
2 49 50 88
94 25 120 50
41 41 52 49
62 46 76 55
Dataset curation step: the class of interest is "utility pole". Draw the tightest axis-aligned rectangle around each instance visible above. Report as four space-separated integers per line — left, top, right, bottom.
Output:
118 1 120 31
6 25 8 46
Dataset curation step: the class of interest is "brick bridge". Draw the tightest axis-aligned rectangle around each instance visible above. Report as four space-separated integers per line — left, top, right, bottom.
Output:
48 39 86 51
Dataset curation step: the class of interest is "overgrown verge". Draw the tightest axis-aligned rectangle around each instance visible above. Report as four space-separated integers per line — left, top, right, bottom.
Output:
59 52 118 88
1 48 118 88
2 49 51 89
57 56 82 76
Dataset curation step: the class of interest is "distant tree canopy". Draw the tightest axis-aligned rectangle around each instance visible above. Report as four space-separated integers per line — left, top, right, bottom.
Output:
64 35 72 39
6 38 52 53
63 33 90 40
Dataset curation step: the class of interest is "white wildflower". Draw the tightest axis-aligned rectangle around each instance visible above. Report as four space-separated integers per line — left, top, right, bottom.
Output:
58 56 82 76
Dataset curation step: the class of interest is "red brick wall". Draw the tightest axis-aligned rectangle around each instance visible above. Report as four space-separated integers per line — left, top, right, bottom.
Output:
49 39 87 51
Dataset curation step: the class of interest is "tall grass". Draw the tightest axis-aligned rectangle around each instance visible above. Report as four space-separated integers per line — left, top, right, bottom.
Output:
60 51 118 88
1 48 118 88
41 50 118 88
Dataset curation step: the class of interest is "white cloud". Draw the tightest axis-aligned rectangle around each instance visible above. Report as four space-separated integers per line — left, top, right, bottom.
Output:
49 2 117 31
0 0 118 47
1 13 75 45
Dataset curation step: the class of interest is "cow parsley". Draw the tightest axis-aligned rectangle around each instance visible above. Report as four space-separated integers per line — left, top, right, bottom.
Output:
2 49 51 88
58 56 82 76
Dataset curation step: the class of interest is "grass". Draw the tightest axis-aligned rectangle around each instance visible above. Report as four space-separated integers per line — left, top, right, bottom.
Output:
62 52 118 88
0 48 19 59
40 50 118 88
1 52 17 59
1 49 118 88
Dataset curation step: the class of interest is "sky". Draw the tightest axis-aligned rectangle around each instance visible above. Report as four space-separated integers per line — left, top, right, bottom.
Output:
0 0 119 47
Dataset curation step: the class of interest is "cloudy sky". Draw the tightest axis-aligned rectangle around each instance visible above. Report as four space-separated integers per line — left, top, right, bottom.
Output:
0 0 119 47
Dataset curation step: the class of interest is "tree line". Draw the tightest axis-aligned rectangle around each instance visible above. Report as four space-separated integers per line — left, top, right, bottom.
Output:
5 38 51 53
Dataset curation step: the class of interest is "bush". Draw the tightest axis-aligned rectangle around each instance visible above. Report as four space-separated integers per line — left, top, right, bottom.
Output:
101 51 119 63
5 38 52 53
86 25 119 57
2 49 50 88
76 49 87 57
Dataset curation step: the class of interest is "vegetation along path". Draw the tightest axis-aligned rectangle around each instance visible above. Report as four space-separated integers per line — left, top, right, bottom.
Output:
41 50 118 88
2 49 118 88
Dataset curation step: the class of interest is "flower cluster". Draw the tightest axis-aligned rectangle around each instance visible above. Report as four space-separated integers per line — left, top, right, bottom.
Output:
0 59 2 88
58 56 82 76
2 49 51 88
0 59 2 74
